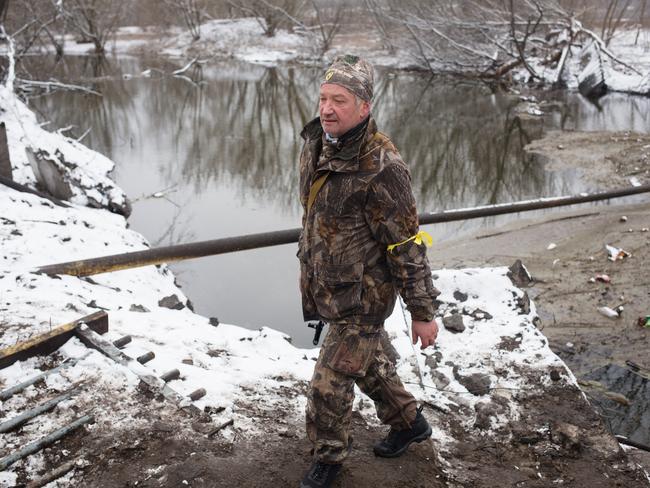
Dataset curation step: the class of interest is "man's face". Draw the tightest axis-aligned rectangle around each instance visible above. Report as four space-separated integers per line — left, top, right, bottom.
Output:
319 83 370 137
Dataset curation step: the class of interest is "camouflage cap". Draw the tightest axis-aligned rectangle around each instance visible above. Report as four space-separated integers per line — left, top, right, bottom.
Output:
322 54 374 102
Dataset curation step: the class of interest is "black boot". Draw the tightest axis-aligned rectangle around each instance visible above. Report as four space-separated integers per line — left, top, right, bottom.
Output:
373 406 432 458
300 461 343 488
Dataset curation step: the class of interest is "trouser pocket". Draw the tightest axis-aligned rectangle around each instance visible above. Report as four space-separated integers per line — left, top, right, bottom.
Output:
325 324 380 377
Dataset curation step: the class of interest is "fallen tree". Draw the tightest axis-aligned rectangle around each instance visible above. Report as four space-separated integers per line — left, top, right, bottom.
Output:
366 0 649 94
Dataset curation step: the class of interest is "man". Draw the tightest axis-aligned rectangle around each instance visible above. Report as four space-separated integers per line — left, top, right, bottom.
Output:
297 55 441 488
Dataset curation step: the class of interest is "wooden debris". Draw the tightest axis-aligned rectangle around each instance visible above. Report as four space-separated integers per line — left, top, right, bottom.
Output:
137 351 155 364
26 459 80 488
0 311 108 369
112 335 132 348
207 419 234 437
0 122 12 180
189 388 206 401
160 369 180 382
75 326 206 418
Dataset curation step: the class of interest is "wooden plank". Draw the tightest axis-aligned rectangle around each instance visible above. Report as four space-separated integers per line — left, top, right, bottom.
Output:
0 122 12 180
0 311 108 369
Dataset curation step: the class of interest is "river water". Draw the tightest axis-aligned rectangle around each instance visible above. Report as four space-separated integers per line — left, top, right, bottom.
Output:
26 55 650 348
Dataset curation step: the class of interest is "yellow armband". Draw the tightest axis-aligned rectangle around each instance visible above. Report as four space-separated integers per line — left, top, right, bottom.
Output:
387 230 433 253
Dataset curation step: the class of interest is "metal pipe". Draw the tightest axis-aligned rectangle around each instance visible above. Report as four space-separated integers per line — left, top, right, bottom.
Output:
36 184 650 278
0 358 82 401
0 390 77 433
0 414 95 470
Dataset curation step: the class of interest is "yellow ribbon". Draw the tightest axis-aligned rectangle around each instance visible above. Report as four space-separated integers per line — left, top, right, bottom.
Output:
387 230 433 253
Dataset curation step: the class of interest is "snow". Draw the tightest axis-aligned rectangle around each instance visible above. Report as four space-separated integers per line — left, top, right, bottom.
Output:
1 84 575 483
161 18 315 66
0 85 128 213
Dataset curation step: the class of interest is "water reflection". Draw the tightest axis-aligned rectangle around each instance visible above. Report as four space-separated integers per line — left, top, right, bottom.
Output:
26 56 650 347
585 364 650 445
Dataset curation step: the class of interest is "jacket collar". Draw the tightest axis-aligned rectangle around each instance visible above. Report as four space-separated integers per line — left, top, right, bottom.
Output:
301 116 378 173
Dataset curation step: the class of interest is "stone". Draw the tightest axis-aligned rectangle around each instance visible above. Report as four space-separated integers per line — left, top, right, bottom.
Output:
507 259 533 287
130 304 151 313
457 373 491 396
209 317 220 327
517 292 531 315
158 294 185 310
552 422 582 452
473 402 497 430
443 313 465 333
425 351 443 370
453 290 468 302
429 370 451 390
468 308 493 320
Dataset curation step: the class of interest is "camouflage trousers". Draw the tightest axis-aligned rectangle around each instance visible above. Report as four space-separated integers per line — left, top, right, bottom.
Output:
306 323 417 464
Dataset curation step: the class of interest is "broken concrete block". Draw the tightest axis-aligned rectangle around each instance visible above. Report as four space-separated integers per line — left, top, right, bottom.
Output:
26 148 73 200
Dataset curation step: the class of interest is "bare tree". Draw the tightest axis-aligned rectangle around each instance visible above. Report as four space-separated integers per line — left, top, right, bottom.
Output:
227 0 306 37
56 0 126 55
365 0 640 86
308 0 344 54
162 0 206 41
15 0 64 57
601 0 632 45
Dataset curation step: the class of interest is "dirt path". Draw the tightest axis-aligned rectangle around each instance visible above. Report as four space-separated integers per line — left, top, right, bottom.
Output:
63 407 444 488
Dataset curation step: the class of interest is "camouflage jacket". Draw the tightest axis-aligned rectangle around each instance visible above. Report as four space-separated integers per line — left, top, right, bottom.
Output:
298 116 440 325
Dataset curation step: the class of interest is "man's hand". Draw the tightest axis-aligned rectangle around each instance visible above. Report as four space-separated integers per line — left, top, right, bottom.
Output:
411 319 439 349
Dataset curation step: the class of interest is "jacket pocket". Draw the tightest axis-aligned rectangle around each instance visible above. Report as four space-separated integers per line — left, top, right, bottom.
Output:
299 259 318 321
312 262 364 319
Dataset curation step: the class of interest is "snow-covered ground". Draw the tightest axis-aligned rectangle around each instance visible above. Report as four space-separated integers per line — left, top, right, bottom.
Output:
0 77 647 485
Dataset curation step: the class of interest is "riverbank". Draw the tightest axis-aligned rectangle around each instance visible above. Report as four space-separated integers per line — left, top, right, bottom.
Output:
432 128 650 460
1 85 648 486
12 17 650 97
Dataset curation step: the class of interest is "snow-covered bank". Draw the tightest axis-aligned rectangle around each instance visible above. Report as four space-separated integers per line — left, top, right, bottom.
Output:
1 89 648 486
10 17 650 97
